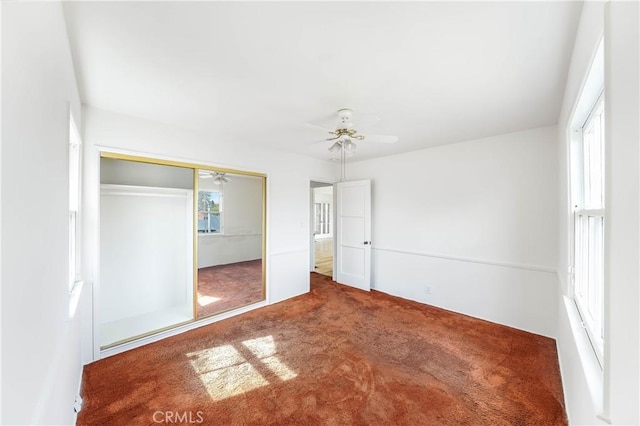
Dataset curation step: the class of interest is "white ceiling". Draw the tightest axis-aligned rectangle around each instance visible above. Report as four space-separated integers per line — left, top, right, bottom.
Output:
63 1 582 162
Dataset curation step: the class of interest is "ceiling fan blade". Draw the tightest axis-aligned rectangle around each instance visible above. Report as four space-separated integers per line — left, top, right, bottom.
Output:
304 122 333 132
308 134 340 145
363 134 399 144
355 114 381 131
213 173 231 183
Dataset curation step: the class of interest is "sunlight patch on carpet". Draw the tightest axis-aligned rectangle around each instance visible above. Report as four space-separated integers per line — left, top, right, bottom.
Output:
188 335 297 401
242 336 297 381
198 295 221 307
260 355 297 381
241 335 279 358
188 344 268 401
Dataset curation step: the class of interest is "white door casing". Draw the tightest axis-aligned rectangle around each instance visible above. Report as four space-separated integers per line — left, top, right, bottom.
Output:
336 180 371 291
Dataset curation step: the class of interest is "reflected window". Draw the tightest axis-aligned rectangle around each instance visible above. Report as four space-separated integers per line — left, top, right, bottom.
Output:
198 190 223 234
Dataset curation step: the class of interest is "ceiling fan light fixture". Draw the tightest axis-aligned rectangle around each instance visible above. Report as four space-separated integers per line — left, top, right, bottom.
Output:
343 139 357 153
308 108 398 169
328 141 342 153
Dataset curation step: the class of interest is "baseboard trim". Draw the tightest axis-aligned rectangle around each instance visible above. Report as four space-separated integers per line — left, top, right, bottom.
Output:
99 300 267 359
373 246 557 274
72 363 84 424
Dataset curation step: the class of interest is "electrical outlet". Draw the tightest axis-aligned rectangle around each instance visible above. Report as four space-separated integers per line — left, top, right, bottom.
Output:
424 285 431 295
73 396 83 413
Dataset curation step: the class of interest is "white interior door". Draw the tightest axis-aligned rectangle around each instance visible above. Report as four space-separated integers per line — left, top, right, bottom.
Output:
336 180 371 291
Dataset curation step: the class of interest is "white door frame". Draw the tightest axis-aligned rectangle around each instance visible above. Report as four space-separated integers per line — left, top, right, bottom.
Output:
309 180 336 274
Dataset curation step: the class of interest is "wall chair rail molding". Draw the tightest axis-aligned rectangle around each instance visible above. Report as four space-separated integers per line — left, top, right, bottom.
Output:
373 247 557 274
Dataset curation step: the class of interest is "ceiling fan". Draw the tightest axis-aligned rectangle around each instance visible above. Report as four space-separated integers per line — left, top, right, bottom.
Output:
198 170 231 184
309 108 399 157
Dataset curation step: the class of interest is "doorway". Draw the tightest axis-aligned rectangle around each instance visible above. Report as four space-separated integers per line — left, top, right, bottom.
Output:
310 182 334 277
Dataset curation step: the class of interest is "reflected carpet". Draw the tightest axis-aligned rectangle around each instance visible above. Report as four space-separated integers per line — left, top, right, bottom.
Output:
197 259 263 318
78 273 566 425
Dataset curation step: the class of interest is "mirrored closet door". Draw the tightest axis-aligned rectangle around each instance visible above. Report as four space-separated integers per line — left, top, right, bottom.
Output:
99 154 266 349
196 170 264 319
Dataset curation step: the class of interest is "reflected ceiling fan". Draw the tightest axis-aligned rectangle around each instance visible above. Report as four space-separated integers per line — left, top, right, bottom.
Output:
309 108 399 157
198 170 231 184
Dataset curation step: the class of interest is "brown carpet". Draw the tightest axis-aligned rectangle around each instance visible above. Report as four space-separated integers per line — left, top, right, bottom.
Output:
197 259 263 319
78 273 566 425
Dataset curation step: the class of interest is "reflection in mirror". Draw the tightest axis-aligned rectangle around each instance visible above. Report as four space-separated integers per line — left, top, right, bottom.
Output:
197 170 264 318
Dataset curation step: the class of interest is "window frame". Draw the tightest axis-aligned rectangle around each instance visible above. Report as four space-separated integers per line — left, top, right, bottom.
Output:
571 92 605 366
197 189 224 235
68 113 84 319
314 202 331 236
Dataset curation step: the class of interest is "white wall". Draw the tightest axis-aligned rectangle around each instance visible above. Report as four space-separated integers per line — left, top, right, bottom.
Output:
100 186 193 324
348 126 559 338
602 2 639 423
0 1 4 419
198 175 263 268
556 2 640 424
82 106 335 357
1 2 83 424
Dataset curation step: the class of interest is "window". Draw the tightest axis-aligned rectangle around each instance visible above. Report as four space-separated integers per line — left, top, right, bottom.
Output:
572 94 605 363
314 202 331 236
68 114 83 319
198 190 222 234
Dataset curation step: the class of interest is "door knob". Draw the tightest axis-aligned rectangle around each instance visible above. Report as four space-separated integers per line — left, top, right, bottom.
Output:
363 241 372 245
